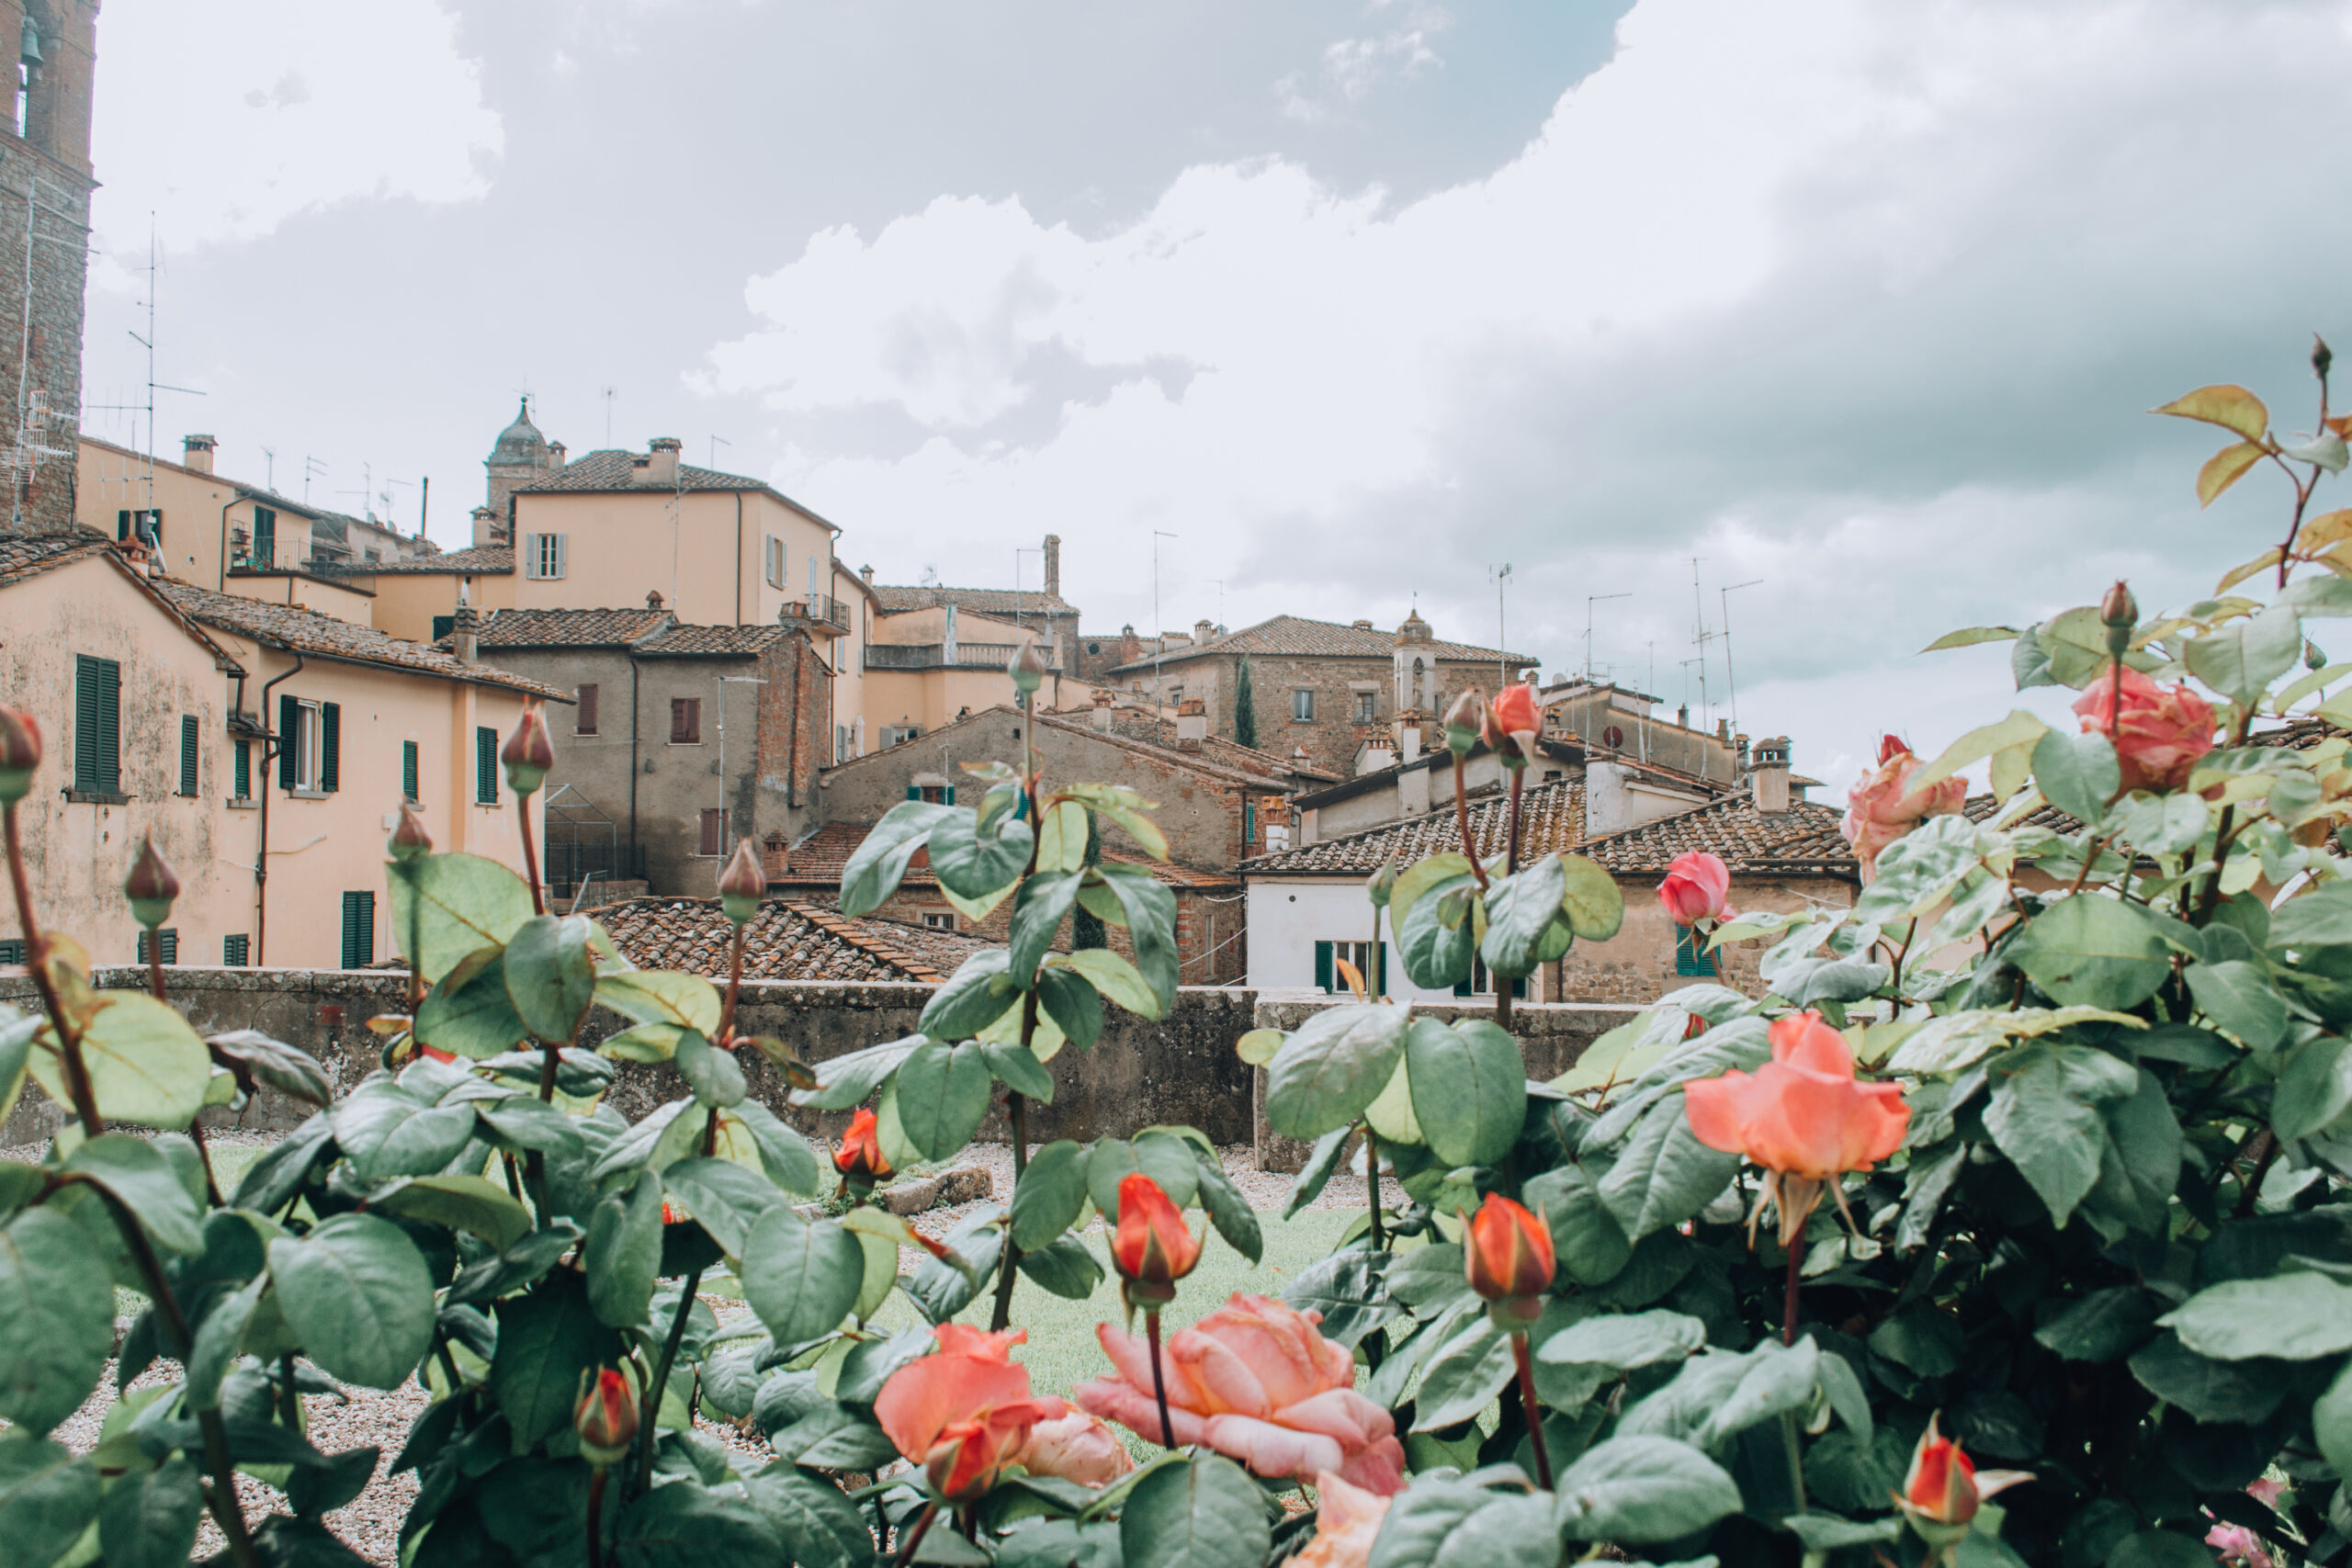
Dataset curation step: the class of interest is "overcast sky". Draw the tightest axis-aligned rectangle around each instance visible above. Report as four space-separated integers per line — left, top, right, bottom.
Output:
77 0 2352 794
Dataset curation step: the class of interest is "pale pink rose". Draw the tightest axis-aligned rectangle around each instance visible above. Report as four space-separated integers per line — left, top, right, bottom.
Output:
1291 1472 1394 1568
1012 1412 1134 1487
2207 1521 2273 1568
1658 851 1732 925
2247 1479 2286 1510
1073 1293 1407 1495
2074 667 2216 795
1842 735 1966 867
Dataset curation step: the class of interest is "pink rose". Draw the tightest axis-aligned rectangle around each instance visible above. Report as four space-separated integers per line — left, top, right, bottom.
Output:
1290 1472 1394 1568
1074 1293 1407 1495
1842 735 1966 867
1012 1412 1134 1487
2072 667 2216 795
2207 1522 2273 1568
1658 851 1732 925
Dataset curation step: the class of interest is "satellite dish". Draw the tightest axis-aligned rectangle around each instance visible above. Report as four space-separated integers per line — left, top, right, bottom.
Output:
1602 725 1624 750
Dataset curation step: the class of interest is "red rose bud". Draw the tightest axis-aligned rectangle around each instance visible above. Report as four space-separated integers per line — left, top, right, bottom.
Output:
1443 689 1485 758
387 802 433 863
500 704 554 796
2100 581 2138 656
718 837 765 924
0 702 40 805
124 834 181 930
574 1366 639 1468
925 1404 1056 1502
1009 641 1047 695
1895 1415 2030 1542
1463 1192 1555 1323
1110 1172 1202 1307
1491 683 1541 764
834 1107 891 1184
1657 851 1731 926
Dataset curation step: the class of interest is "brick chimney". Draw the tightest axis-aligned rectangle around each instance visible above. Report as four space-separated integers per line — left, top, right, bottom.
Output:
1091 687 1114 731
182 434 215 474
1176 697 1207 750
1043 534 1060 598
860 564 876 587
638 438 682 487
1753 735 1792 816
1193 618 1215 646
451 604 479 665
470 504 502 548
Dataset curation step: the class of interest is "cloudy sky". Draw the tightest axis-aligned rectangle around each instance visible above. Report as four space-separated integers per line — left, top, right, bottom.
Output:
78 0 2352 791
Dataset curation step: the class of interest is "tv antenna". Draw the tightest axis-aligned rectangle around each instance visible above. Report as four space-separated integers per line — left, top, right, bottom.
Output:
1584 592 1630 682
258 446 275 491
301 456 326 505
1490 563 1514 686
1719 580 1763 731
602 387 616 446
709 434 729 470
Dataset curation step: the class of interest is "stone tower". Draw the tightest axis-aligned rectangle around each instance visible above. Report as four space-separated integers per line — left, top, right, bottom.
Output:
1393 607 1439 717
482 398 560 537
0 0 99 535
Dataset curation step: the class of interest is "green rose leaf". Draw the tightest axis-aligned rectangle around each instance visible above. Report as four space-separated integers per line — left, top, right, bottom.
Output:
1057 947 1162 1021
673 1028 747 1108
592 968 721 1032
98 1454 202 1568
1264 1003 1412 1140
740 1209 865 1344
1008 1139 1091 1252
2008 895 2172 1010
660 1156 787 1256
267 1213 435 1390
1522 1164 1633 1287
1191 1151 1264 1265
930 803 1035 901
1009 871 1083 982
1088 1133 1201 1218
2183 960 2287 1054
894 1039 995 1162
582 1169 664 1328
1281 1126 1358 1222
2185 602 2303 706
2312 1358 2352 1482
412 948 530 1058
1398 874 1479 992
920 951 1021 1041
2273 1036 2352 1144
388 852 534 984
793 1036 923 1111
371 1174 535 1252
1414 1316 1519 1431
1597 1092 1740 1242
1034 965 1106 1050
611 1464 778 1560
2127 1333 2285 1425
979 1039 1056 1102
1482 855 1567 977
492 1269 620 1450
62 1133 204 1255
2159 1271 2352 1360
1557 853 1626 942
1017 1236 1107 1300
332 1081 478 1181
0 1437 99 1568
840 799 958 916
742 1467 876 1568
1119 1452 1272 1568
2035 1287 2158 1363
2030 730 2123 827
1984 1042 2139 1228
1407 1017 1528 1168
1096 865 1181 1012
1538 1309 1708 1372
1553 1436 1744 1543
503 914 598 1043
1369 1482 1562 1568
30 993 211 1130
0 1208 115 1434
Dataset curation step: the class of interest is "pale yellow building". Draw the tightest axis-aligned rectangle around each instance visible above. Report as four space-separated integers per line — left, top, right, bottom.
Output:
0 532 564 974
859 602 1102 744
369 546 518 645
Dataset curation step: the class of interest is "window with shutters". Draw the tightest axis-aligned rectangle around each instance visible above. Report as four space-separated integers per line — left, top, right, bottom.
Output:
178 716 199 796
764 535 785 589
1674 926 1718 977
922 912 956 931
1244 798 1257 846
72 655 121 796
136 929 178 964
910 784 953 804
475 727 497 804
1291 688 1314 723
281 700 334 795
232 739 251 802
117 508 161 547
670 697 701 744
881 724 922 748
340 891 375 969
320 702 339 793
576 684 599 735
223 934 249 966
525 533 567 580
698 808 726 857
1313 940 1384 996
402 740 419 803
808 553 820 595
1354 691 1376 724
0 939 24 964
251 507 276 568
1453 956 1527 999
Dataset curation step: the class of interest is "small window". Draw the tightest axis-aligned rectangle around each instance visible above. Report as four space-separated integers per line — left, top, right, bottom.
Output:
764 535 786 590
1354 691 1375 725
117 508 161 547
881 725 922 748
525 532 567 580
922 912 956 931
341 891 376 969
223 933 250 966
74 655 121 795
475 726 498 805
671 698 701 744
576 683 599 735
1675 926 1719 978
432 615 456 642
1453 956 1528 999
0 938 26 964
280 700 336 793
178 715 200 796
1292 688 1314 723
251 506 277 568
1088 642 1101 655
136 928 178 964
232 739 251 800
1313 940 1385 996
1243 798 1257 845
808 553 820 594
402 739 419 803
910 784 953 804
698 808 727 857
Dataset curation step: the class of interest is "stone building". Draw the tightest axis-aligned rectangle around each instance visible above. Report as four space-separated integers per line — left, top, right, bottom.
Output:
869 533 1080 672
481 398 564 537
448 604 837 901
0 1 98 536
1101 612 1536 780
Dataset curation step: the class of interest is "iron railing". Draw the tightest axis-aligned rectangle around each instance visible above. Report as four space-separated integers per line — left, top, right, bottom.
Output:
863 641 1023 671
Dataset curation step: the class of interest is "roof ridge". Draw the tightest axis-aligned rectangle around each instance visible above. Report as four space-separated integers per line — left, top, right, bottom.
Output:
1031 710 1288 787
779 897 945 982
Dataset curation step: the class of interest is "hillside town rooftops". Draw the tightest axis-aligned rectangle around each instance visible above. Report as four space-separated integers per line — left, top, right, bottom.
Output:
596 896 988 983
1243 776 1586 875
153 580 572 700
1578 791 1857 877
1107 613 1533 675
371 546 514 576
872 583 1077 620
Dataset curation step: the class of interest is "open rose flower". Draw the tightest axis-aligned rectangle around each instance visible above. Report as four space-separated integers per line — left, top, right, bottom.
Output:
876 1325 1067 1500
1842 735 1965 868
1075 1292 1406 1495
1488 683 1540 763
1658 851 1732 925
1012 1412 1134 1487
2072 667 2216 795
1291 1472 1394 1568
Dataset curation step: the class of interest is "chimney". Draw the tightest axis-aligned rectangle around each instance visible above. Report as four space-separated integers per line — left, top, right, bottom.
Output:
451 604 479 665
1043 534 1061 598
860 564 876 587
639 438 682 487
1395 710 1423 764
470 504 501 548
1194 618 1215 646
181 434 215 474
1678 704 1690 728
1176 697 1207 750
1352 619 1373 630
1753 736 1792 816
647 590 664 610
1091 688 1114 731
548 440 566 470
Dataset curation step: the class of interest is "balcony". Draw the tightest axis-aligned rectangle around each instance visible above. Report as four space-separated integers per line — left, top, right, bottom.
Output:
864 641 1023 671
782 592 853 636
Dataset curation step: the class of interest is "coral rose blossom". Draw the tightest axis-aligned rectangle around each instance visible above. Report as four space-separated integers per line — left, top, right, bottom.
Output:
1110 1172 1202 1308
1075 1293 1407 1495
1463 1193 1555 1323
876 1325 1066 1474
1012 1412 1135 1487
1894 1415 2030 1550
1290 1472 1394 1568
1841 735 1965 868
2071 667 2216 794
1657 851 1732 925
833 1107 889 1183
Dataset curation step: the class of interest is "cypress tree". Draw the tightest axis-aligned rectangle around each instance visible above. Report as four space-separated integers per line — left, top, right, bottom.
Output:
1234 654 1259 750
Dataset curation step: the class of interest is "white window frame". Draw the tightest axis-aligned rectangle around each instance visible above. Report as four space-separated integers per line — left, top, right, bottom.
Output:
922 911 956 931
1292 688 1315 723
292 701 321 794
525 532 567 581
764 535 785 589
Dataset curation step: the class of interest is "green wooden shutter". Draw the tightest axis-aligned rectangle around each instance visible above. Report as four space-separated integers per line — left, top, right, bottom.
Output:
402 740 418 802
116 509 129 541
1375 944 1387 996
0 939 24 964
1674 927 1717 977
178 716 199 796
945 785 956 806
1314 941 1332 994
476 727 496 804
278 694 299 789
232 739 250 799
320 703 340 793
906 785 919 801
341 891 375 968
74 656 119 795
138 929 177 964
432 615 455 641
223 933 248 966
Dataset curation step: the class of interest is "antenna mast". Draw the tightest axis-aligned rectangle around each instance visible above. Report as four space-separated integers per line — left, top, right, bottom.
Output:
1585 592 1629 682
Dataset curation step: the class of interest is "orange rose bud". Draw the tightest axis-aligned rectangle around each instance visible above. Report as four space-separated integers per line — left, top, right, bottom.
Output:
1895 1415 2030 1544
574 1366 638 1468
1110 1172 1202 1307
387 801 433 863
0 702 39 804
500 703 555 796
834 1107 890 1184
718 837 765 925
1463 1192 1555 1323
1490 683 1540 767
124 833 181 931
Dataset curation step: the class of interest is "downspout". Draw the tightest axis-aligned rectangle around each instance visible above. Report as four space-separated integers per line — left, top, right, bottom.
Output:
786 634 802 809
254 647 306 965
217 494 236 591
628 655 640 871
734 491 743 626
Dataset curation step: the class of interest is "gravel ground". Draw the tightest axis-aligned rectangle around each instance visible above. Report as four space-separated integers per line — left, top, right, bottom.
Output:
23 1134 1396 1562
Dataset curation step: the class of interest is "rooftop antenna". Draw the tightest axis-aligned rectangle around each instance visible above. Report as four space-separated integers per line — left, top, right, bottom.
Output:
1585 592 1630 682
601 387 616 447
383 477 412 526
118 217 203 516
1490 563 1514 687
1152 530 1178 713
1690 558 1713 722
709 434 729 470
1720 580 1763 732
301 456 325 505
258 446 275 491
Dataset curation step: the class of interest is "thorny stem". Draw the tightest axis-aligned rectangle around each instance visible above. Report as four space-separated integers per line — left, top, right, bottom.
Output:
989 1089 1031 1333
1783 1234 1804 1348
2237 1131 2281 1218
1497 766 1524 1030
1146 1309 1177 1450
6 801 102 1131
2193 709 2258 926
1511 1332 1552 1489
2273 363 2331 589
1452 755 1489 891
2065 835 2113 898
894 1502 940 1568
586 1468 609 1568
279 1353 300 1427
1363 1127 1385 1253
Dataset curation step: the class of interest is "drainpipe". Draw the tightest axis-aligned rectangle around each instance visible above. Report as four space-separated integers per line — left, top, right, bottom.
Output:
628 655 640 874
786 634 803 809
733 492 743 626
254 647 305 965
217 494 237 591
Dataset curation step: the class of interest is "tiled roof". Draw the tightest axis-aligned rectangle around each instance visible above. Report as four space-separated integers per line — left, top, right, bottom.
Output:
371 547 515 576
596 897 989 983
1244 777 1586 875
1579 792 1857 876
153 581 572 700
1962 794 2082 834
1098 714 1343 783
520 450 767 494
1107 614 1534 674
873 584 1077 619
469 608 670 648
0 529 110 586
638 625 789 657
775 820 1238 892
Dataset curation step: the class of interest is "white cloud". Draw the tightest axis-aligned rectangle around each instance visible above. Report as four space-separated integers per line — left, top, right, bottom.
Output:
705 0 2352 787
89 0 502 254
1278 2 1452 123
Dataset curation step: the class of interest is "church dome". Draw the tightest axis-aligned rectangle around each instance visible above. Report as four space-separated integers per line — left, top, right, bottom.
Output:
1395 608 1433 645
487 399 548 467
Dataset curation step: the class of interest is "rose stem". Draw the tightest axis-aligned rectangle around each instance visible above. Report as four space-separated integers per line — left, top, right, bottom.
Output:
1363 1127 1385 1252
1510 1331 1552 1489
1498 764 1523 1031
144 939 222 1203
719 922 745 1043
990 719 1047 1330
519 788 545 917
1778 1215 1811 1512
1783 1229 1803 1347
585 1469 607 1568
1147 1309 1177 1450
635 1116 720 1495
5 801 102 1129
894 1502 940 1568
1451 754 1488 890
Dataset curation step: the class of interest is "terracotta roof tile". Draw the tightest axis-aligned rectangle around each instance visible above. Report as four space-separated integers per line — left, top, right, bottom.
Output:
1108 614 1533 674
520 449 773 493
371 546 515 576
153 580 572 700
1580 793 1857 875
1097 714 1342 783
637 624 790 656
468 608 670 648
597 896 988 982
1244 777 1586 874
0 530 110 586
873 584 1077 619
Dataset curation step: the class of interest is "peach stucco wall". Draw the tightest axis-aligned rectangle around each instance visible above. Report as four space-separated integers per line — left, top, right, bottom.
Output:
509 487 833 629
